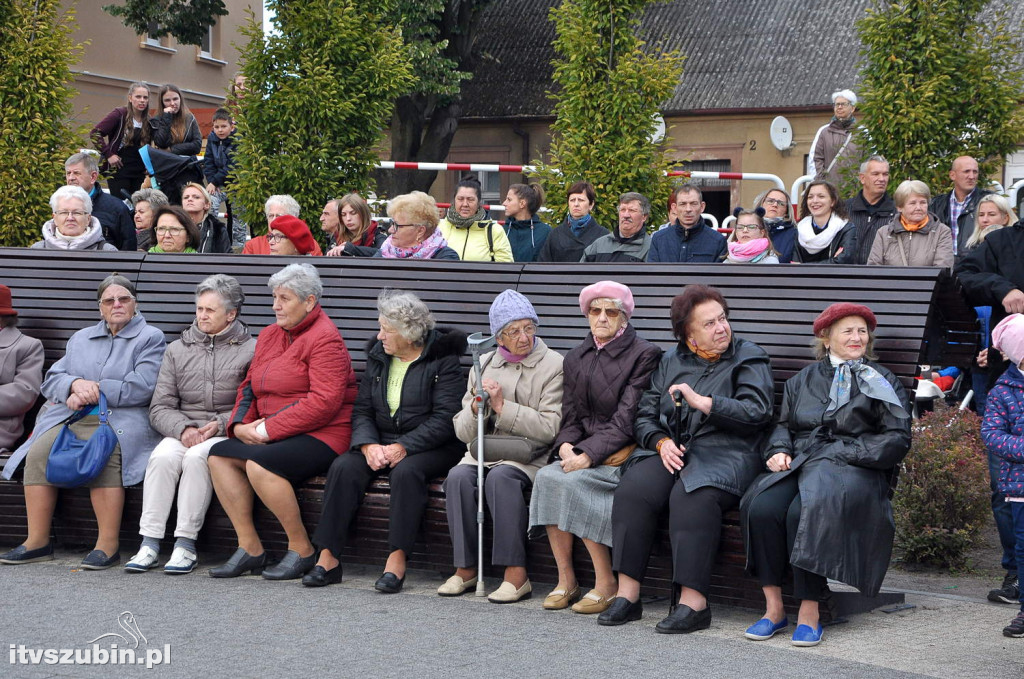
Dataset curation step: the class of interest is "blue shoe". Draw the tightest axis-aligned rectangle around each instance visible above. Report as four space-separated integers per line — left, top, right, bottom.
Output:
792 623 824 647
81 549 120 570
744 617 789 640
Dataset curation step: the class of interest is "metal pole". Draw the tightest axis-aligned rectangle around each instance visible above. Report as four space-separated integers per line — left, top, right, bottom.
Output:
466 332 496 597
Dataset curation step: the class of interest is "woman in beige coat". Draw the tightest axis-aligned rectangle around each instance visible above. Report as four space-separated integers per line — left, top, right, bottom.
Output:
439 290 563 603
125 275 254 575
867 180 953 267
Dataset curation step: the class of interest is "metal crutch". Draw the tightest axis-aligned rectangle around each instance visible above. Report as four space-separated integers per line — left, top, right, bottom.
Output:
467 332 496 596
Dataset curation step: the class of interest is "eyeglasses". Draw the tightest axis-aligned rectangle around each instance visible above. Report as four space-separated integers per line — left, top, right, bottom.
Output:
763 198 787 208
588 307 622 319
266 213 287 222
99 295 135 308
389 223 423 231
55 210 87 219
267 233 290 243
733 224 763 232
155 226 185 236
501 323 537 341
833 101 852 108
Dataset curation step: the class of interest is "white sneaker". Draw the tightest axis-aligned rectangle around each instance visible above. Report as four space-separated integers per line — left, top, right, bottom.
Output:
163 546 197 574
124 546 159 572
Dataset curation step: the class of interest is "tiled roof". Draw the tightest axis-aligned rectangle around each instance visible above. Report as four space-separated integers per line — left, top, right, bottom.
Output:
461 0 1024 118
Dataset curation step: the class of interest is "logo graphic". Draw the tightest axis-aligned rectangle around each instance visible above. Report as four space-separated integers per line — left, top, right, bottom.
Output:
89 611 148 648
10 611 170 669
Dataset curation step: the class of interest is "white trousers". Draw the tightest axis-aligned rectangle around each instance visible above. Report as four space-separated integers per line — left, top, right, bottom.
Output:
138 435 224 540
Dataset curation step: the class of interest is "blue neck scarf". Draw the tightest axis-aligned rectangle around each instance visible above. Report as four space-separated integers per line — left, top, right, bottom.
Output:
567 213 592 235
826 356 907 418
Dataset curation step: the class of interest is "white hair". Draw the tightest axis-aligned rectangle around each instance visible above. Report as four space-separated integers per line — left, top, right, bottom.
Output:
49 185 92 213
268 263 322 302
265 195 300 218
831 89 858 106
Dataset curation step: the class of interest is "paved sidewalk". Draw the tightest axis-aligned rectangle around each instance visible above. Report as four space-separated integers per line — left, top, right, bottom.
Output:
1 551 1021 678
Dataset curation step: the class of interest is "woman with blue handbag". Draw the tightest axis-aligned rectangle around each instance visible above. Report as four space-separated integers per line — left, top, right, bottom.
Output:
0 274 166 570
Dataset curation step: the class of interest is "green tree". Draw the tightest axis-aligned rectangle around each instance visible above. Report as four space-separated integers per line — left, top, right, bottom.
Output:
231 0 413 240
0 0 83 247
856 0 1024 191
103 0 228 46
533 0 685 230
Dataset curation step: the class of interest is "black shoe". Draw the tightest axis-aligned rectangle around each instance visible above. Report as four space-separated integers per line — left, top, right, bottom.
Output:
262 550 316 580
0 543 54 565
1004 611 1024 638
655 604 712 634
81 549 120 570
374 571 405 593
597 597 643 626
302 564 343 587
209 548 266 578
988 572 1019 604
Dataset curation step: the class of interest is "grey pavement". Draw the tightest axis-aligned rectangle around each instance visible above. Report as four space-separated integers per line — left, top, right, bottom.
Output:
0 551 1021 678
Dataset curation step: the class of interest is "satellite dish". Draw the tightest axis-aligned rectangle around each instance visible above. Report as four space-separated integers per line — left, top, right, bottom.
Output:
650 114 666 144
770 116 794 151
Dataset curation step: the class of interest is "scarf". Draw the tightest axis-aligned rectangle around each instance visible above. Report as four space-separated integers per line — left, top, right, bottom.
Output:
148 245 198 253
445 205 486 230
797 213 846 255
567 213 594 236
899 215 928 232
832 115 856 130
594 324 626 350
727 237 771 262
687 338 721 362
826 355 907 418
498 336 534 364
379 227 448 259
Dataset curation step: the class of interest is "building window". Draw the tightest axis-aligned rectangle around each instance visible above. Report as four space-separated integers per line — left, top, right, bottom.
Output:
141 21 175 53
200 25 214 58
674 159 731 189
479 171 501 205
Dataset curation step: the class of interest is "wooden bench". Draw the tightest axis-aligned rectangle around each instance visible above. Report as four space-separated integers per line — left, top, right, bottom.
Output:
0 248 977 618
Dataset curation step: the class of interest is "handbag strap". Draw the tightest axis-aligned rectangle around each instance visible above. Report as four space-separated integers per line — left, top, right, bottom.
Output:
66 391 109 425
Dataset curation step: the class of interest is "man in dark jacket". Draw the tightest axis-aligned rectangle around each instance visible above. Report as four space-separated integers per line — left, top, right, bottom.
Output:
846 155 896 264
65 152 135 251
648 184 726 263
929 156 991 257
581 192 652 263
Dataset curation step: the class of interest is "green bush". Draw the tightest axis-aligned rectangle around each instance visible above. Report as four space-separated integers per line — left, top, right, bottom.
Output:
893 404 990 569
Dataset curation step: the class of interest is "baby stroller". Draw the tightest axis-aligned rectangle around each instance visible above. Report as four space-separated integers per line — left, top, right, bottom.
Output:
138 146 205 205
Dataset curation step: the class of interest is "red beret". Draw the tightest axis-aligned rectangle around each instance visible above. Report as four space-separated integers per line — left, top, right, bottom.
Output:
812 302 877 336
270 215 318 255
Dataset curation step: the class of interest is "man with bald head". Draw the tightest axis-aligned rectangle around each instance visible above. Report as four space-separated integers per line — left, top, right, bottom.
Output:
929 156 991 256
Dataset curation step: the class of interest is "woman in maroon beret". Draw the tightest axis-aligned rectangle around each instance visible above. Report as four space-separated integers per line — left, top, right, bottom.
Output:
739 302 911 647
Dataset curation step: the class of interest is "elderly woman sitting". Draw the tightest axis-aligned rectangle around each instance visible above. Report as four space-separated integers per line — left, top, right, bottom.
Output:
207 263 357 580
603 285 773 631
304 290 466 589
867 180 954 267
740 303 911 647
0 285 44 453
32 186 117 251
180 182 231 253
439 290 564 602
148 206 200 253
124 275 255 574
725 208 780 264
1 275 166 569
267 215 320 256
241 195 322 256
529 281 661 614
131 188 169 252
376 191 459 260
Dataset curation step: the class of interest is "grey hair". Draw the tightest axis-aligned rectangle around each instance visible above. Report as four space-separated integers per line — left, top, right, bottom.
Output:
859 154 889 173
50 185 92 213
97 273 136 301
619 191 651 217
268 263 322 302
831 89 858 106
674 182 703 203
893 179 931 207
590 296 627 315
377 289 435 346
196 274 245 313
265 194 301 218
131 188 169 210
65 152 99 174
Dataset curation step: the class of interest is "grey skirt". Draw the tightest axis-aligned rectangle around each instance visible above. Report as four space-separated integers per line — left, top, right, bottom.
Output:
528 462 621 547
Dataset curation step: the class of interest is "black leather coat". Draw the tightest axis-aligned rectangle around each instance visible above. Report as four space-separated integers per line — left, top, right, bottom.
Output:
629 337 774 496
740 358 911 596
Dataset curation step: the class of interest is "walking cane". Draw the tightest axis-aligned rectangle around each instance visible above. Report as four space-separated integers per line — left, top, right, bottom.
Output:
467 332 496 597
673 390 687 468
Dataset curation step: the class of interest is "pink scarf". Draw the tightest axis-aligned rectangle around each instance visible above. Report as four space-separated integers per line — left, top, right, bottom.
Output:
594 324 627 350
379 228 448 259
727 237 771 262
498 336 534 364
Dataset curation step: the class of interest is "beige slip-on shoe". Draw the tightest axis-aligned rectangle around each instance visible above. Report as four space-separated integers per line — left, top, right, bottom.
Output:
488 580 532 604
542 585 582 610
437 573 477 596
571 589 612 614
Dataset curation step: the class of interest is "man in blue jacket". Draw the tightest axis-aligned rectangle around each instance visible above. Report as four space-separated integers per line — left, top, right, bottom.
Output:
648 183 725 263
65 152 135 251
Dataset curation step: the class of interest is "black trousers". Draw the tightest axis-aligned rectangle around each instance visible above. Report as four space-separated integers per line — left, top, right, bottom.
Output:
745 473 827 601
312 448 459 557
444 463 531 569
612 454 737 596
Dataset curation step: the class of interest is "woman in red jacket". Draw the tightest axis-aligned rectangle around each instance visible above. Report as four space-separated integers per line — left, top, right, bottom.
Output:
207 263 357 581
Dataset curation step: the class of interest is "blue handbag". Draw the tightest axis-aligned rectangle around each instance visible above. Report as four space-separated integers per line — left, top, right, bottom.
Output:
45 393 119 488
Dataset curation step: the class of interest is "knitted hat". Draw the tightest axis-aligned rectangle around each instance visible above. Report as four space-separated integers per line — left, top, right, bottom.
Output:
579 280 634 318
489 289 539 336
0 285 16 316
813 302 877 336
270 215 318 255
992 314 1024 367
